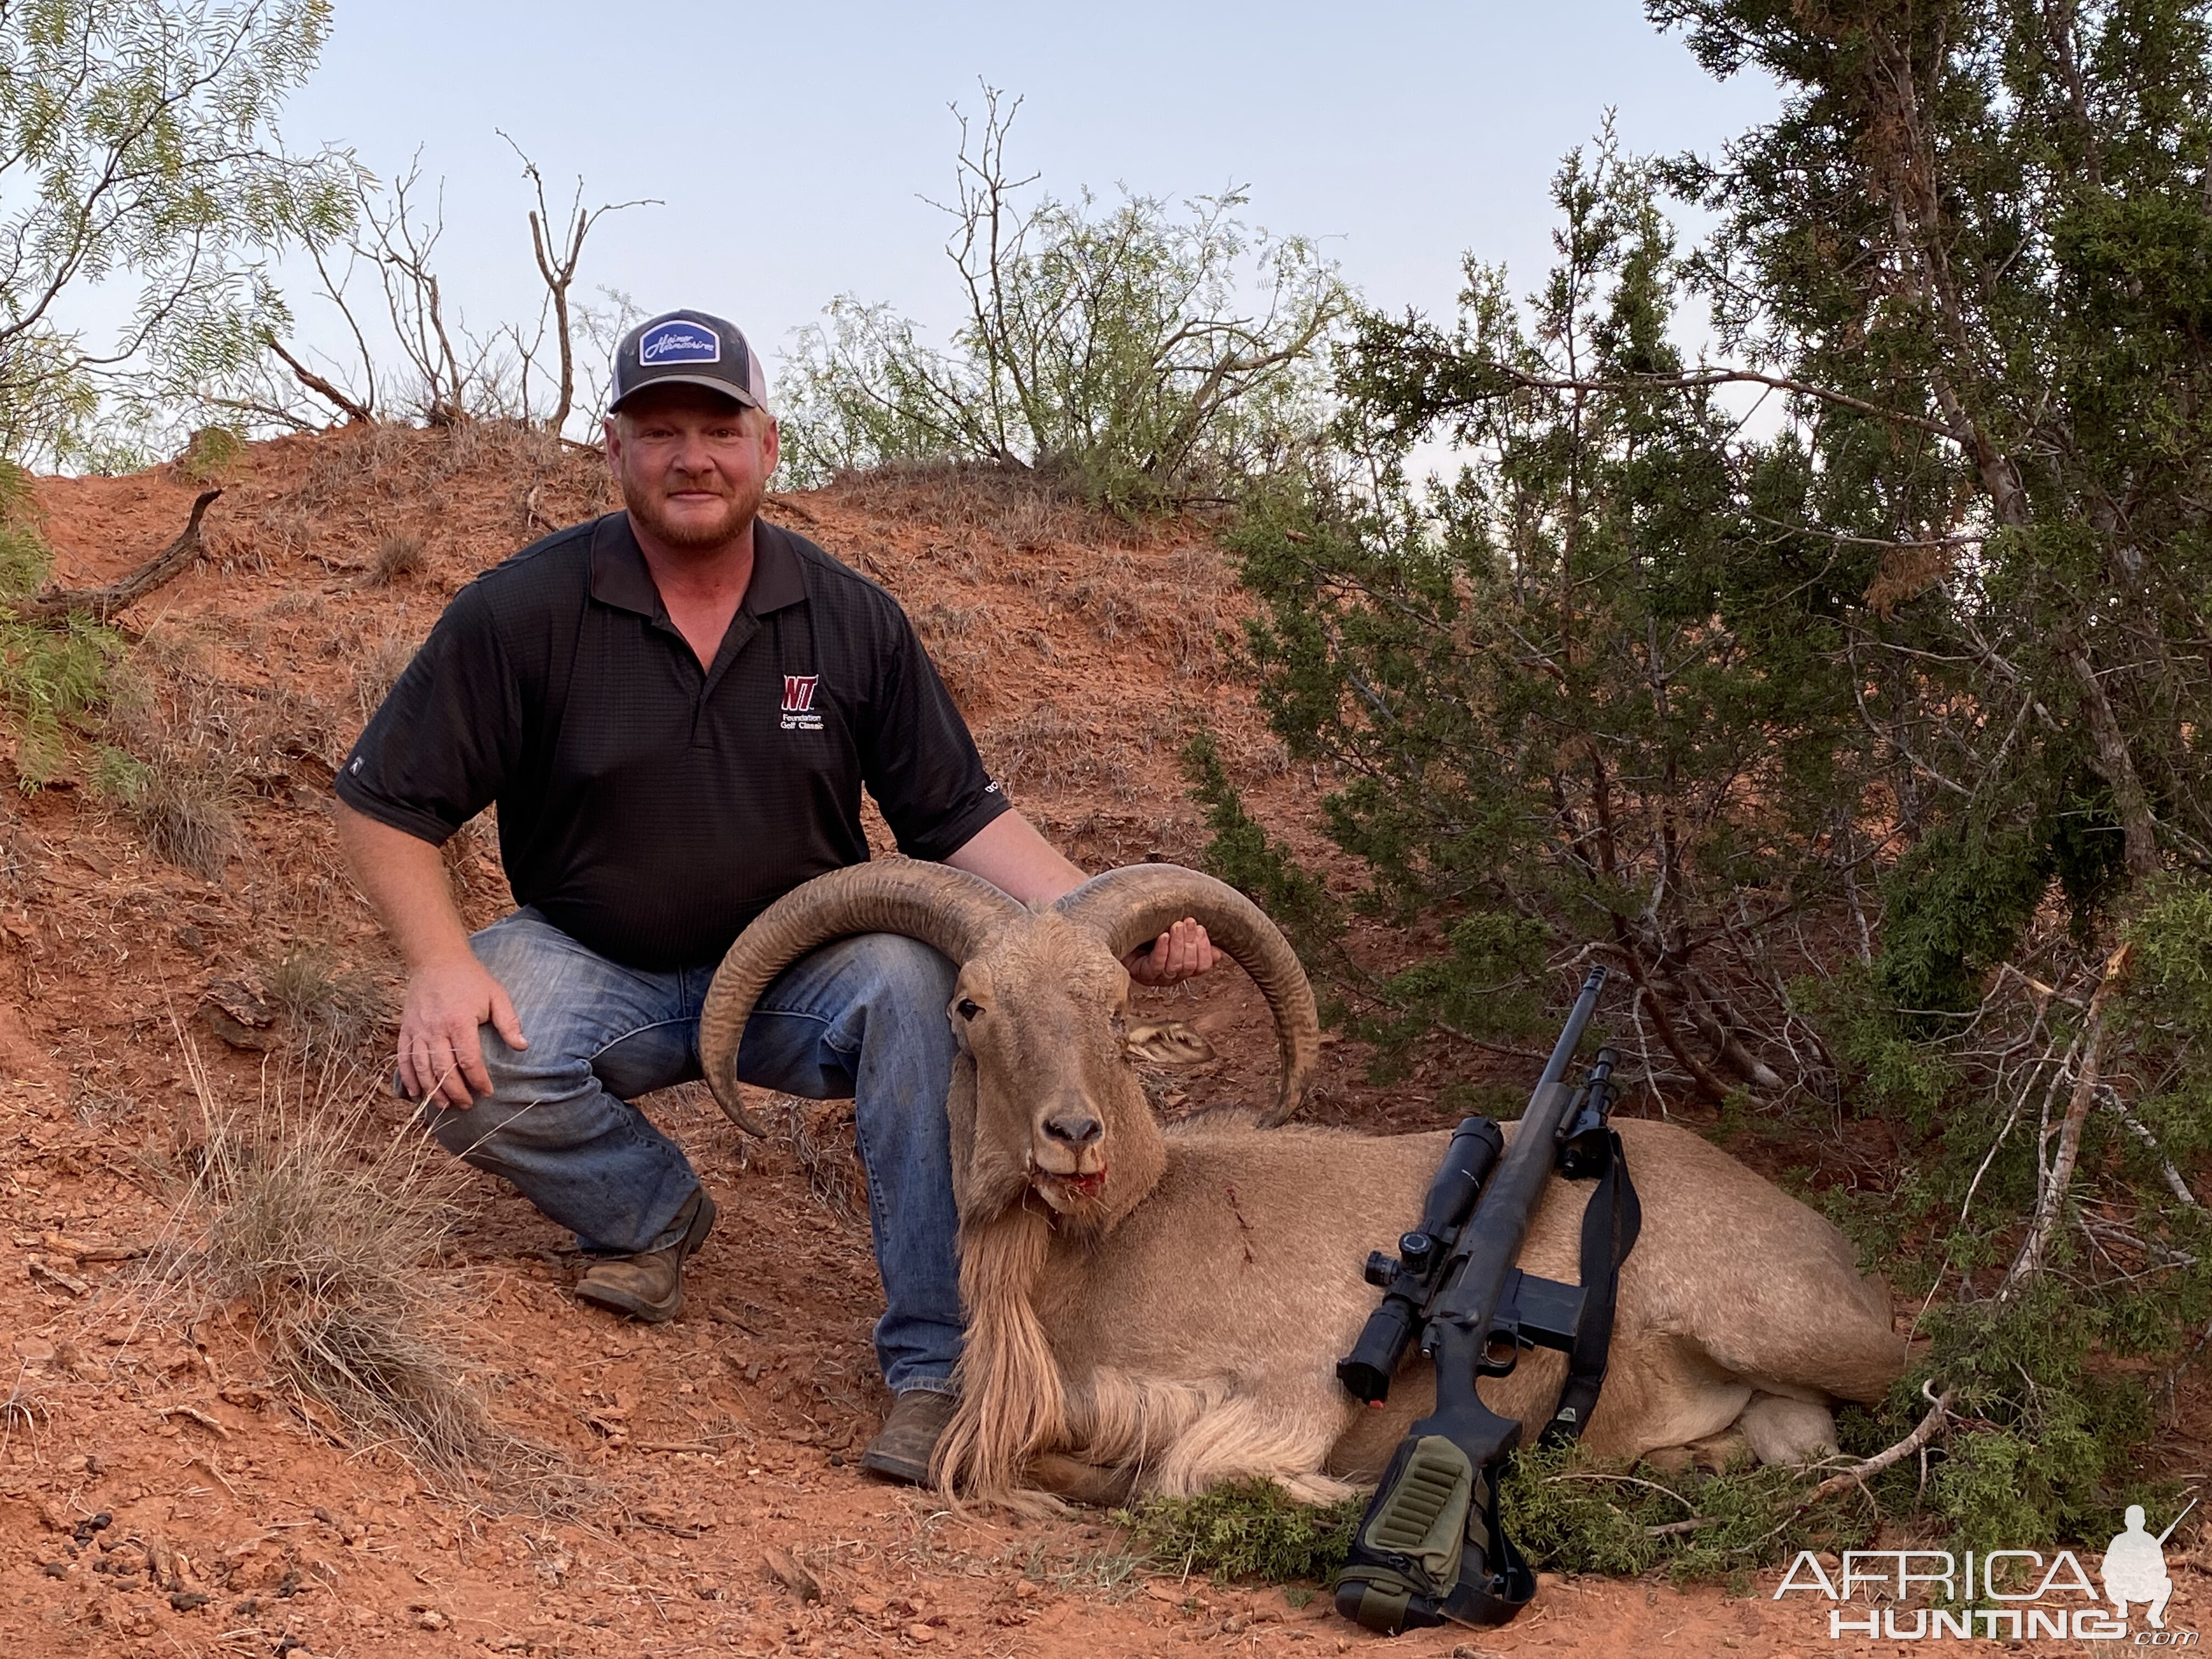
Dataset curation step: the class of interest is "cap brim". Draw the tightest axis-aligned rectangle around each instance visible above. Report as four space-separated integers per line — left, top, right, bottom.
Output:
610 374 763 413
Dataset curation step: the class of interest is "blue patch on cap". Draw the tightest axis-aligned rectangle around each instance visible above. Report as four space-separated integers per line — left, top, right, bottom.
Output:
638 320 721 366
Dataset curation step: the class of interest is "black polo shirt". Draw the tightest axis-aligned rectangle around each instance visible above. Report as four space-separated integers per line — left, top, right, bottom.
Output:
335 512 1009 970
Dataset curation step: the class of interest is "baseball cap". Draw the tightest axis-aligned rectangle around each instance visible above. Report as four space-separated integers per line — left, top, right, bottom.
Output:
610 309 770 413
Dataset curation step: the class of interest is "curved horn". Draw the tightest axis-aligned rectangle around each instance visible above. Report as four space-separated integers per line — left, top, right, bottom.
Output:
699 861 1024 1134
1053 865 1319 1126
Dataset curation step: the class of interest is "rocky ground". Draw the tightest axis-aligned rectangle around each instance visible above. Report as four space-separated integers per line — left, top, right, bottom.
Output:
0 424 2193 1656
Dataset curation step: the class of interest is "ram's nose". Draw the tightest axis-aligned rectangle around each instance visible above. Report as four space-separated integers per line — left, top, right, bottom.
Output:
1042 1111 1103 1149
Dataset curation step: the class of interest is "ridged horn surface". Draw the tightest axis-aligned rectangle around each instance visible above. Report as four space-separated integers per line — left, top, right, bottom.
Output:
1053 864 1319 1126
699 861 1024 1133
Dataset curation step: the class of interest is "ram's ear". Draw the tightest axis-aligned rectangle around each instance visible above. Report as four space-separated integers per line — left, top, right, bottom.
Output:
1123 1020 1215 1066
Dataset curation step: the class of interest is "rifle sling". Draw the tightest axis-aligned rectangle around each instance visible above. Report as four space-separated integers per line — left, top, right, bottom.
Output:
1541 1128 1643 1448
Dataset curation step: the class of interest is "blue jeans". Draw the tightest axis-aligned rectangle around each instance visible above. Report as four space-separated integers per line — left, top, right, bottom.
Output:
423 906 962 1396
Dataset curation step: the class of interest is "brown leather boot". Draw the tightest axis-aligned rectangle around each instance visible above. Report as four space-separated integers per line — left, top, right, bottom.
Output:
575 1187 716 1324
859 1389 957 1486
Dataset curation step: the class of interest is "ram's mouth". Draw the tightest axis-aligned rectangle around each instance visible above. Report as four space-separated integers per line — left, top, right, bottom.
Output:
1034 1169 1109 1209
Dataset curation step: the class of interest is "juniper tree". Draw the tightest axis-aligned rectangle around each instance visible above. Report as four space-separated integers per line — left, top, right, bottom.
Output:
1198 3 2212 1536
1205 132 1872 1099
1654 0 2212 1000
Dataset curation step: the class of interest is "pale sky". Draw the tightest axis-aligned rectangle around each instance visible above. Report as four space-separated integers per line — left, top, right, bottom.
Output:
264 1 1779 416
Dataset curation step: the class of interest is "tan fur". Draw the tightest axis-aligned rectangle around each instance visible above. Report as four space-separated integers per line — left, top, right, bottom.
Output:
916 915 1905 1506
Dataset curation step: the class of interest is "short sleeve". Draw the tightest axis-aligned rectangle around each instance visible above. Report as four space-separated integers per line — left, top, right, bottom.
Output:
860 609 1011 861
334 583 523 845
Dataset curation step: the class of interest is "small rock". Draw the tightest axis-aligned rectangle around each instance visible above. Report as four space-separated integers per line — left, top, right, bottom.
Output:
849 1594 888 1618
28 1259 92 1298
41 1562 66 1578
904 1623 935 1644
170 1590 211 1612
1013 1580 1042 1599
415 1609 448 1630
761 1547 820 1603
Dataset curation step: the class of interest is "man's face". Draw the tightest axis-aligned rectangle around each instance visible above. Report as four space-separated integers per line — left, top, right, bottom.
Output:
605 385 781 554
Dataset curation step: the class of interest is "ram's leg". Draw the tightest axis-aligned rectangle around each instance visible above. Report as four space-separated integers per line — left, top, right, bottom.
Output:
1026 1453 1138 1508
1734 1391 1839 1466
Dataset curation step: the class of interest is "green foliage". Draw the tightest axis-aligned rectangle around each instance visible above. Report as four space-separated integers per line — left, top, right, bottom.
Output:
0 613 123 787
1873 825 2052 1017
1116 1481 1361 1584
1189 6 2212 1559
1900 1288 2163 1545
0 0 353 465
1118 1448 1865 1592
89 742 146 803
1212 128 1865 1082
1181 730 1342 962
0 522 47 596
0 466 119 785
780 89 1343 515
2124 878 2212 1037
176 424 246 483
1502 1441 1863 1583
1650 0 2212 895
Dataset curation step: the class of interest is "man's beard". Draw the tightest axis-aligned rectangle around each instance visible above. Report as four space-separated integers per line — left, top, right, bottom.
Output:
620 471 763 551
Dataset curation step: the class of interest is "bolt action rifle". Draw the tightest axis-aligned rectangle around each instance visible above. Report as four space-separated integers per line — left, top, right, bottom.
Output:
1332 966 1641 1634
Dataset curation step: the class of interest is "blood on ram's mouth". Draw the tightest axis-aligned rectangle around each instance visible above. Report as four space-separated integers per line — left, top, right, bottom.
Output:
1046 1170 1108 1200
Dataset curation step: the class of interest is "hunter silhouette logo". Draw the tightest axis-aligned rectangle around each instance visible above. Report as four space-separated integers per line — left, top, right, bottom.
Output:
2104 1501 2192 1630
780 675 823 732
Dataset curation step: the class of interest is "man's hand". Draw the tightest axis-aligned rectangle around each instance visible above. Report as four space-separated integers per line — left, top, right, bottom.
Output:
1126 916 1219 987
399 952 527 1108
940 815 1220 987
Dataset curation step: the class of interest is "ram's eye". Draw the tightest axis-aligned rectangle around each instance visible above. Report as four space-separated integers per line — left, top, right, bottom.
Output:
956 998 982 1021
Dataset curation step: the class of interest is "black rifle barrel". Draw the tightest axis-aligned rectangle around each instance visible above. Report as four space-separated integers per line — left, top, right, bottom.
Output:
1426 964 1609 1341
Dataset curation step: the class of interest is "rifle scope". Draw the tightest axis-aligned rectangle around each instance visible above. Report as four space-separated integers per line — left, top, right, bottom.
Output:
1336 1115 1504 1405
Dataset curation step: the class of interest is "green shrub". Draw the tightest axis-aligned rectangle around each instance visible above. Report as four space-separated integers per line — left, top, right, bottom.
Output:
1501 1441 1862 1584
0 614 124 788
176 424 246 483
779 89 1341 516
1116 1480 1361 1583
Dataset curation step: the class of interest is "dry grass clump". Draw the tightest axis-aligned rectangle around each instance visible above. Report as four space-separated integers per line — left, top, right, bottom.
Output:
153 1050 548 1494
259 943 387 1056
127 746 239 879
353 629 417 721
773 1094 865 1222
368 532 425 585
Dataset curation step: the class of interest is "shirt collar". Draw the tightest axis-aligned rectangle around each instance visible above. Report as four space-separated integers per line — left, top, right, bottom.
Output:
589 512 809 618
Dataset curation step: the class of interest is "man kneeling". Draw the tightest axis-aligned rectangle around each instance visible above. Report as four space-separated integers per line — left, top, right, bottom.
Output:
334 309 1214 1481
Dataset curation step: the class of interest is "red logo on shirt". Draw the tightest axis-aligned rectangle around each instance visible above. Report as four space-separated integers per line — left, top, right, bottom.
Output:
781 675 819 714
